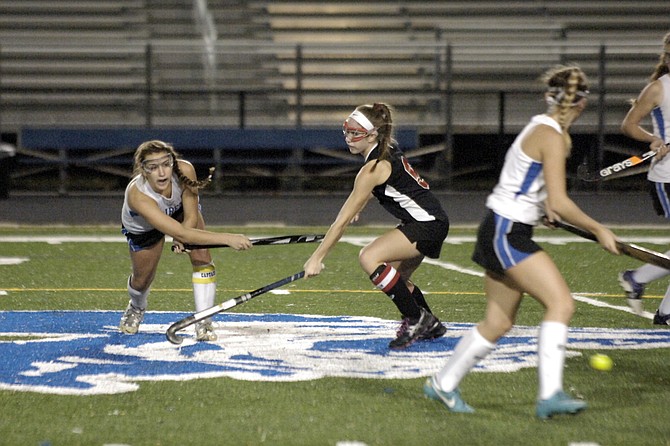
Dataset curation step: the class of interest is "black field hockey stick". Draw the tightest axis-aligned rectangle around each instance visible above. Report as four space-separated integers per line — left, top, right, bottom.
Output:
172 234 324 252
549 219 670 270
165 270 305 345
577 150 656 182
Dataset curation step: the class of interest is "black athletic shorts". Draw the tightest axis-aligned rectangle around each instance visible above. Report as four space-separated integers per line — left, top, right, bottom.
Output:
122 206 184 252
471 210 542 275
397 218 449 259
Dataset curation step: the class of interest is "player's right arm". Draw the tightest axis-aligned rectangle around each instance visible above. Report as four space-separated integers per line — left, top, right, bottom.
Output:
127 186 252 250
304 161 390 277
621 80 669 158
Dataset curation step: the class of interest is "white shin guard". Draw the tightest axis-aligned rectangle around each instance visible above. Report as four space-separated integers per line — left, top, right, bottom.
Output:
192 263 216 312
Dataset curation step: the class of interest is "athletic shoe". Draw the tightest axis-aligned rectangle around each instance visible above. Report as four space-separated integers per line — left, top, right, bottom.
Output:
420 318 447 340
653 310 670 326
119 301 145 334
389 308 438 349
536 391 587 420
195 320 218 341
423 376 474 414
618 270 645 315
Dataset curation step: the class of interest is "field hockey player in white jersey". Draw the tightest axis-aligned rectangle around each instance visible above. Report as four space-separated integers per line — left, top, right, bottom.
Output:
120 140 252 340
304 103 450 349
618 31 670 326
424 66 621 419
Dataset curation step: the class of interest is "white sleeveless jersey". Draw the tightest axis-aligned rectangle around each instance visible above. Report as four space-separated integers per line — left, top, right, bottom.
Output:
648 74 670 182
486 114 561 225
121 174 184 234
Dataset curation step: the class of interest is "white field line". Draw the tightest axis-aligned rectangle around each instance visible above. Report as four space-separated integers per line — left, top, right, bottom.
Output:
0 234 669 245
572 294 655 320
0 234 665 320
343 236 658 320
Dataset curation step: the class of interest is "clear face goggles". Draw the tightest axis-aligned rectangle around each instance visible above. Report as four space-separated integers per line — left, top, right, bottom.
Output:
141 154 174 174
342 121 374 142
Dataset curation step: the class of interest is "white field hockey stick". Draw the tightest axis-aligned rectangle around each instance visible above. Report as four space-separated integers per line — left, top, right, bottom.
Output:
549 219 670 269
165 271 305 344
171 234 324 252
577 150 656 182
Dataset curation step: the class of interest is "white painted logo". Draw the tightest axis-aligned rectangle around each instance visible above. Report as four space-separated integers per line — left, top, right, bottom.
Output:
1 311 669 395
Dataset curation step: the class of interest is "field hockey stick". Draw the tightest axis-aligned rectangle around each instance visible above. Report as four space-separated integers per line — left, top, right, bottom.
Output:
549 219 670 269
165 270 305 345
577 150 656 182
172 234 324 252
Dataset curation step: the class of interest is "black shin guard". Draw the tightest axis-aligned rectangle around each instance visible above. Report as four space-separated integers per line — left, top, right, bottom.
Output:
370 264 421 319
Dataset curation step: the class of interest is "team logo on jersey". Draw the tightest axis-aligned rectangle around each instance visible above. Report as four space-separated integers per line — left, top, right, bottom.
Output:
1 311 668 395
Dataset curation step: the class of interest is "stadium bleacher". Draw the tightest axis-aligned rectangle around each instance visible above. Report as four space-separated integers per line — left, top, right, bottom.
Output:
0 1 667 192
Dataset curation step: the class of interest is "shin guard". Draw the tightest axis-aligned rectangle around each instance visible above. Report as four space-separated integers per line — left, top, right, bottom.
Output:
192 263 217 313
370 264 421 319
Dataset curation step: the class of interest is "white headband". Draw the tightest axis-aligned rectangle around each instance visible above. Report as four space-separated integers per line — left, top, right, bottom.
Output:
348 110 375 131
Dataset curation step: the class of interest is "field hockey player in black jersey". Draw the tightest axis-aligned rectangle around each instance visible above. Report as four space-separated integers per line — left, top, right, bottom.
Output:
304 103 450 349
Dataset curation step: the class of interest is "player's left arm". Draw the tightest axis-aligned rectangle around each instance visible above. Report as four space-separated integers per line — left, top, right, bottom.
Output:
542 132 619 255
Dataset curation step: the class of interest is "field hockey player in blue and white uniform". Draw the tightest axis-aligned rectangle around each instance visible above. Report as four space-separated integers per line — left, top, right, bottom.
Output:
120 140 252 341
425 66 621 419
304 103 450 349
618 31 670 325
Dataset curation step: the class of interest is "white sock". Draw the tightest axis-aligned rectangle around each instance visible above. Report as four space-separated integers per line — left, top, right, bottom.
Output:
436 327 495 392
193 263 216 312
127 276 149 309
632 253 670 283
658 288 670 315
537 321 567 400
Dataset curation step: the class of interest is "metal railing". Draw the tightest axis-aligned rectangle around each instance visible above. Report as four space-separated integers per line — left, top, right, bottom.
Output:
0 39 661 191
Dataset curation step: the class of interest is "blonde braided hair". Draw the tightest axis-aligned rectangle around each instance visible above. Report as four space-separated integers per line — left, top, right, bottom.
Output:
557 69 581 152
542 65 588 154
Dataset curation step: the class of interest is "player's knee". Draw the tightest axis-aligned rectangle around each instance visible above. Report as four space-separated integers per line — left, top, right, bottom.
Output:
479 320 510 341
189 250 212 265
547 296 575 322
358 247 377 272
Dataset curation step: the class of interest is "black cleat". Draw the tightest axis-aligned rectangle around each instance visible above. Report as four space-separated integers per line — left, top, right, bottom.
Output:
653 310 670 326
389 308 438 349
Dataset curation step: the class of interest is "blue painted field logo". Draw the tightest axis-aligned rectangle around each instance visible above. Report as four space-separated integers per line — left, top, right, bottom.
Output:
1 311 669 395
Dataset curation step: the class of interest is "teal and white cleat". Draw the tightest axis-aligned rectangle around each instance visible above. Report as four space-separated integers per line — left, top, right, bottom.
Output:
423 376 474 414
536 391 587 420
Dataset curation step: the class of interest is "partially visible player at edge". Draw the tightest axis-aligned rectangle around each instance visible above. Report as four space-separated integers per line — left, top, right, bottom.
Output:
120 140 252 340
303 103 450 349
618 31 670 326
424 66 621 419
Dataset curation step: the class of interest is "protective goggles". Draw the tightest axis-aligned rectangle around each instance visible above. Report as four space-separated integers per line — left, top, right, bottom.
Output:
141 154 174 174
342 122 373 142
547 87 590 106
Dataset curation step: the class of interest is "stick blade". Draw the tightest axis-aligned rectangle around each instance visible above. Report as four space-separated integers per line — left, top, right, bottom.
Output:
577 150 655 183
166 316 196 344
577 163 600 182
165 327 184 345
